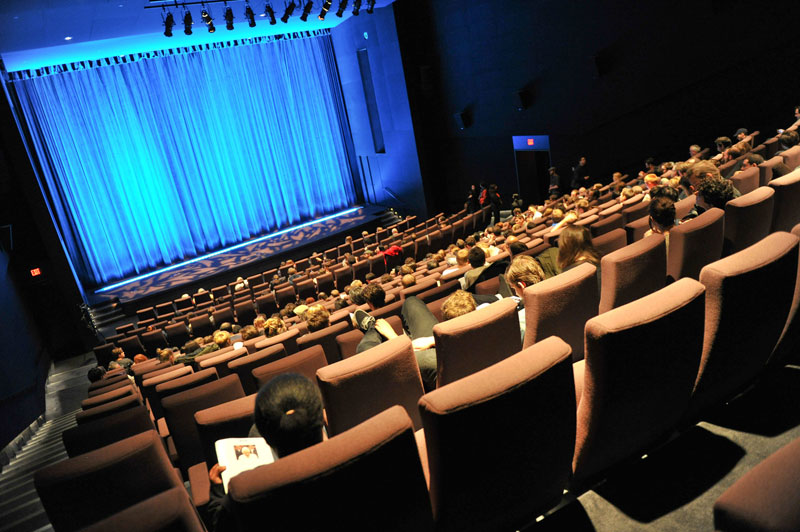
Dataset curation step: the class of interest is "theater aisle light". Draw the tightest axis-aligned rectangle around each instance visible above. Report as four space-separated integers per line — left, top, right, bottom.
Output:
224 4 235 30
183 7 194 35
335 0 348 17
365 0 375 14
352 0 361 16
264 2 277 24
281 1 296 22
163 8 175 37
201 4 216 33
300 1 313 21
318 0 332 19
245 3 257 26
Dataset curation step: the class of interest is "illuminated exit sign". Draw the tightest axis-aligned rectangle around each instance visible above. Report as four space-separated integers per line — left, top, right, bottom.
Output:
512 135 550 151
30 267 41 277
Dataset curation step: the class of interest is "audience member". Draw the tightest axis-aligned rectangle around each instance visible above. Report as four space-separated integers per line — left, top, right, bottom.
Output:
304 305 330 332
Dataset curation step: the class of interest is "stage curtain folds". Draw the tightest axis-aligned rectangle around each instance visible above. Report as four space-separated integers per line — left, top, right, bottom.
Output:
7 33 356 287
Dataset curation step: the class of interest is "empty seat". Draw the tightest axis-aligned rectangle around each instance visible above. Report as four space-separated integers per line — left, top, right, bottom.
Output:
723 186 775 255
212 305 234 326
189 314 214 338
352 260 370 282
690 232 799 416
667 207 725 282
274 285 297 309
573 278 706 483
136 307 157 322
369 255 387 277
432 298 521 387
62 405 155 458
768 169 800 232
523 262 598 361
227 406 433 532
229 344 288 395
142 366 194 419
418 336 575 531
591 228 627 257
295 320 349 364
599 234 667 313
294 279 317 301
87 375 133 397
76 394 143 425
317 336 424 436
252 345 328 389
81 383 137 411
87 372 128 393
164 322 191 348
621 199 650 224
118 335 145 357
93 343 115 369
79 486 205 532
234 299 257 326
315 272 336 295
255 292 278 316
35 430 183 532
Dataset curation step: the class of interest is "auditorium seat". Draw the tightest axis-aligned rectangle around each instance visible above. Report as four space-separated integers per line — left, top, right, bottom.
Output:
164 322 191 349
780 144 800 169
189 314 214 338
317 336 424 436
523 262 598 361
255 292 278 316
229 344 288 394
621 199 650 225
274 285 297 309
624 215 650 244
599 234 667 314
689 232 799 417
334 315 404 359
75 393 143 425
674 195 696 220
758 155 783 186
592 228 627 257
667 207 725 282
136 307 157 322
115 323 135 335
79 486 205 532
432 298 521 387
212 305 234 326
141 366 194 419
730 165 760 195
714 436 800 532
763 136 780 159
591 213 624 237
723 186 775 255
573 278 706 483
81 383 137 411
768 168 800 232
35 430 184 532
135 363 186 388
118 335 145 357
141 330 168 358
234 299 257 326
252 345 328 389
296 320 349 364
769 223 800 369
253 328 300 355
352 260 370 283
418 336 575 532
417 279 460 304
227 406 433 532
87 375 133 397
198 347 248 378
333 266 353 290
62 405 155 458
92 343 115 369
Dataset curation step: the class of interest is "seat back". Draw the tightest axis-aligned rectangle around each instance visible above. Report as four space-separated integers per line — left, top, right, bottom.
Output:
574 278 706 482
195 394 257 468
691 232 799 415
768 169 800 232
63 405 155 458
229 344 288 395
164 322 191 349
161 374 245 475
79 486 205 532
591 228 627 257
189 314 214 338
667 207 725 282
228 407 433 532
523 262 598 361
780 144 800 169
75 394 143 425
624 215 650 244
93 343 116 369
296 320 349 364
317 336 424 436
419 337 575 531
432 298 521 387
253 327 300 355
599 234 667 314
674 195 696 220
621 199 650 225
81 383 137 411
155 368 219 409
118 336 144 357
198 347 248 378
35 430 182 532
590 213 624 237
142 366 194 419
234 300 257 326
252 345 328 388
730 166 760 195
723 186 775 255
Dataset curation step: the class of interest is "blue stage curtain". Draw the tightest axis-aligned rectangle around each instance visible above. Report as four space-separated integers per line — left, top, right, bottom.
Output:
7 33 356 287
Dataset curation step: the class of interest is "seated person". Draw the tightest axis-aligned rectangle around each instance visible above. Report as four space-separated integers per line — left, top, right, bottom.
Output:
264 317 287 338
643 197 678 251
696 176 738 211
87 366 106 383
207 374 324 531
111 347 133 371
240 325 261 342
460 246 489 290
253 314 267 333
401 274 416 288
362 283 386 310
304 305 330 333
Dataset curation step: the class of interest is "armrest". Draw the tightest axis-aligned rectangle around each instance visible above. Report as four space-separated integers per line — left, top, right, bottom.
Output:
188 462 211 508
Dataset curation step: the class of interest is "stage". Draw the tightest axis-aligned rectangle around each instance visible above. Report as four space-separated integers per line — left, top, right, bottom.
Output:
88 205 387 309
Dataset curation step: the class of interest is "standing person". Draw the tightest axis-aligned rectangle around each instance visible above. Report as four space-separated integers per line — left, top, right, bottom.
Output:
466 184 480 212
548 167 561 198
571 156 590 190
488 183 502 225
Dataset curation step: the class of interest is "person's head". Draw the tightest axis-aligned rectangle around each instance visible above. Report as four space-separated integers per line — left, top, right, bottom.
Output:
742 153 765 170
453 248 469 267
184 339 200 352
399 264 415 276
158 348 175 364
426 259 439 271
133 354 148 364
578 156 587 166
648 197 677 233
644 173 660 189
441 290 477 321
264 317 287 338
649 184 679 202
551 208 565 224
686 160 721 188
508 241 528 256
362 282 386 310
88 366 106 382
735 128 748 141
364 272 376 283
112 347 124 359
464 235 476 247
505 255 545 298
401 274 416 288
715 136 732 153
253 314 267 331
794 105 800 121
241 325 259 341
557 225 600 271
780 131 799 149
348 285 367 305
689 144 701 156
467 246 487 268
620 187 635 201
645 157 657 170
219 322 233 333
213 331 232 348
697 177 737 210
304 305 330 332
253 374 324 458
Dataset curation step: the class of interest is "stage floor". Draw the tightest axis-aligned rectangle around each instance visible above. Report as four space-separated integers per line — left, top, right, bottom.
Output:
89 205 383 305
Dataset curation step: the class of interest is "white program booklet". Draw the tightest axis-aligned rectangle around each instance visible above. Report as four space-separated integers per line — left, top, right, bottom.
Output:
215 437 278 493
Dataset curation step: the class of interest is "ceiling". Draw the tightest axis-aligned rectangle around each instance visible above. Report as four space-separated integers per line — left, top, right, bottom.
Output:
0 0 392 71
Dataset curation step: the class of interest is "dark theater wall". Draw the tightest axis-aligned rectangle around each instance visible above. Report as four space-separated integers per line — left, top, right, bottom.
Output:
395 0 800 213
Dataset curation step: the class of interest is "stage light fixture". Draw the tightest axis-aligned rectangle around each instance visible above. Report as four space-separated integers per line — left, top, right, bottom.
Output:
163 10 175 37
299 1 313 21
281 1 296 23
245 4 257 26
318 0 332 20
264 3 277 24
183 9 193 35
365 0 375 14
352 0 361 16
224 6 234 30
335 0 348 17
201 7 216 32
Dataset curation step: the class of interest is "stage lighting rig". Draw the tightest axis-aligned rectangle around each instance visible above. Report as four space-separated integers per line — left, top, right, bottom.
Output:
352 0 361 16
183 8 194 35
365 0 375 14
335 0 348 17
201 5 216 32
264 3 277 24
224 5 235 30
281 1 296 23
163 9 175 36
299 1 313 21
245 4 257 26
318 0 332 20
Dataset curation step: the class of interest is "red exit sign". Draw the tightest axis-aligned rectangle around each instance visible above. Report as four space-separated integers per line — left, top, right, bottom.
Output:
527 138 534 146
30 267 41 277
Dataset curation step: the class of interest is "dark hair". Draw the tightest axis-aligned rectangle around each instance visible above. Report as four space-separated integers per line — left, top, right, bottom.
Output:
744 153 765 166
649 185 679 202
697 177 737 209
467 246 487 268
254 374 324 457
715 136 732 149
508 241 528 256
557 225 600 270
348 285 367 305
88 366 106 382
362 283 386 308
649 197 676 230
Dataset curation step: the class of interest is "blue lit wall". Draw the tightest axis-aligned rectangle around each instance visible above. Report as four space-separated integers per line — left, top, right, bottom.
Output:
6 34 357 288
